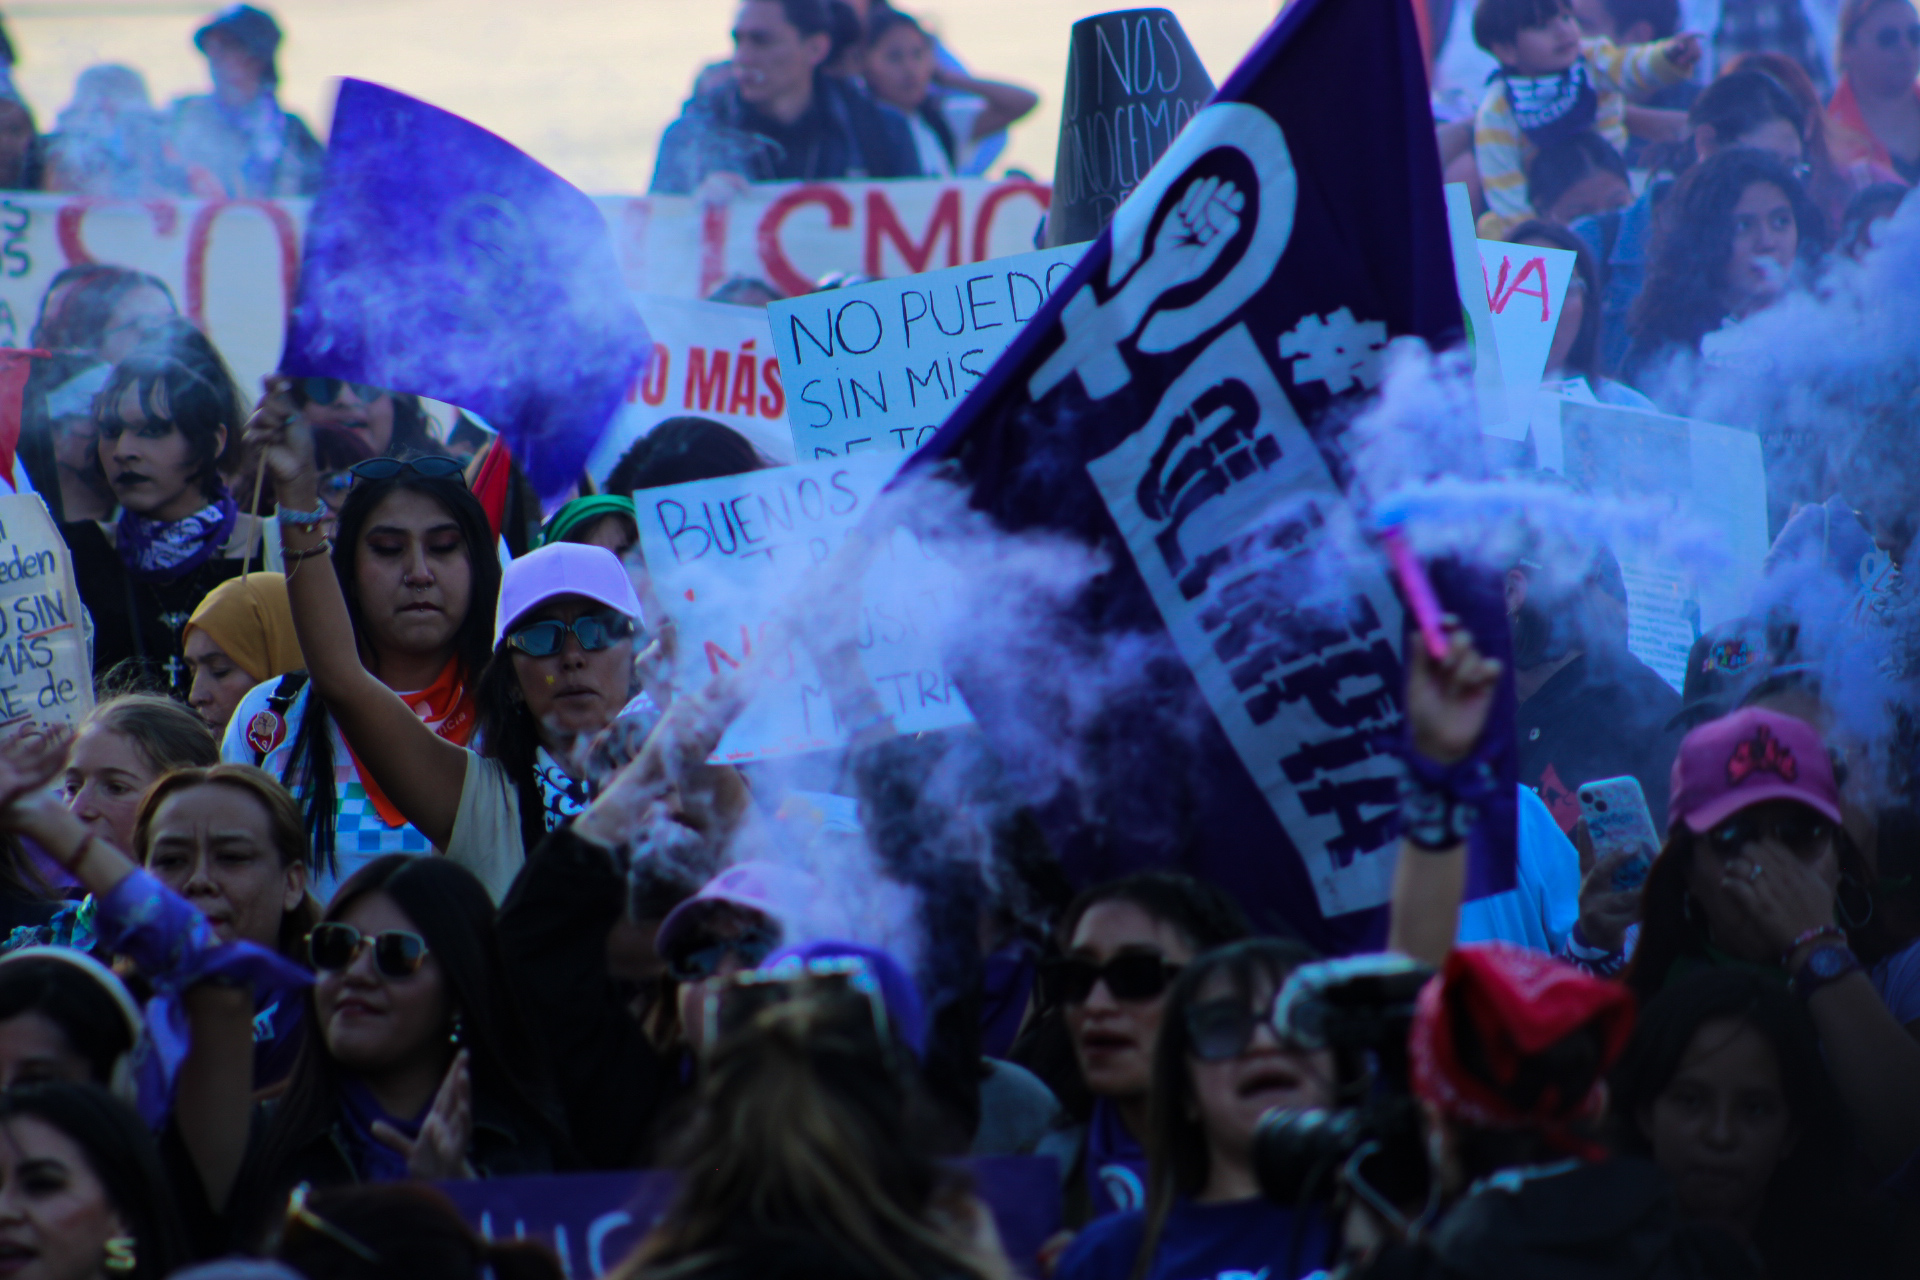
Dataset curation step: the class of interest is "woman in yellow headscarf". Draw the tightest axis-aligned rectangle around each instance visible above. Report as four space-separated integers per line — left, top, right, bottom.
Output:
181 573 305 732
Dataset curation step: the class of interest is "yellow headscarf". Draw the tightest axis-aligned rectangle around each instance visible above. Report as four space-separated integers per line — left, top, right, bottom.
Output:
182 573 304 684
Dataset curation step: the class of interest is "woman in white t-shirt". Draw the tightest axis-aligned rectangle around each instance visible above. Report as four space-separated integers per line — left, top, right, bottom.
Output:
863 8 1037 178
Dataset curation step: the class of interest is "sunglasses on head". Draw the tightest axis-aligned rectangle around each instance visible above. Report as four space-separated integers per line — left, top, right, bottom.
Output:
668 927 780 983
306 922 431 979
505 612 636 658
1706 810 1835 860
298 377 386 407
348 455 469 487
1873 23 1920 48
1185 994 1287 1062
1040 952 1182 1006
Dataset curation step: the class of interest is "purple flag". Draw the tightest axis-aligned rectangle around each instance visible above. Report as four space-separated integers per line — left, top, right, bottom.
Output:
900 0 1517 955
282 79 648 500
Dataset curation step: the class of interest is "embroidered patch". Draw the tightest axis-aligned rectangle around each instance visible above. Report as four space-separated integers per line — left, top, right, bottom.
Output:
246 710 286 757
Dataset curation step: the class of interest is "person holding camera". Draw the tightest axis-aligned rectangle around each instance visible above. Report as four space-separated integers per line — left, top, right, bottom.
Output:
1051 938 1337 1280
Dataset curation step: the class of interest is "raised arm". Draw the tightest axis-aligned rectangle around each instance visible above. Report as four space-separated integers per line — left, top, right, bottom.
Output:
243 378 471 847
933 67 1040 142
1387 621 1503 966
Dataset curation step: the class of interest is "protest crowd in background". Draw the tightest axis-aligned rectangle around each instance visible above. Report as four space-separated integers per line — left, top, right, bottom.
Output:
0 0 1915 1278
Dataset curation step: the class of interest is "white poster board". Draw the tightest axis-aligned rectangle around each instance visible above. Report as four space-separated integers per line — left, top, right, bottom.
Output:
0 494 94 727
766 243 1087 461
1445 183 1507 431
633 454 973 762
1477 237 1575 437
585 296 795 481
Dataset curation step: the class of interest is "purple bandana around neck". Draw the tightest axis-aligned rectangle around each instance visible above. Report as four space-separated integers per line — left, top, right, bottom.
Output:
1085 1096 1149 1218
115 489 238 582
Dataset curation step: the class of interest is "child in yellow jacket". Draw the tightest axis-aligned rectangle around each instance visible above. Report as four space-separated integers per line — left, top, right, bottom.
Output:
1473 0 1702 236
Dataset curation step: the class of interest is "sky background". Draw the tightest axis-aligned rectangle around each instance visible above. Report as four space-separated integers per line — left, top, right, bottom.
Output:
5 0 1282 193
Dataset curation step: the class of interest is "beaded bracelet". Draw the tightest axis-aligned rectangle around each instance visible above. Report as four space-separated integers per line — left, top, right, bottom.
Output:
1780 924 1845 969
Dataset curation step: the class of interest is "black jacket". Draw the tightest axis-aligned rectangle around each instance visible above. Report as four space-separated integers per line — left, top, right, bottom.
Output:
1519 651 1684 833
496 826 683 1168
651 74 922 194
62 519 247 695
1361 1158 1760 1280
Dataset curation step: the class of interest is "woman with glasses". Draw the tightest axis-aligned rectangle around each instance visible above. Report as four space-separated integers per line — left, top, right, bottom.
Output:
1617 707 1920 1175
1053 939 1334 1280
220 418 499 902
1829 0 1920 183
1024 873 1249 1232
287 380 438 463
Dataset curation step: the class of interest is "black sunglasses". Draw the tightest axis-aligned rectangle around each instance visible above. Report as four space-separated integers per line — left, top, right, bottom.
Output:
1706 811 1835 860
1040 952 1183 1006
307 923 431 979
1873 23 1920 48
297 377 386 407
348 455 469 487
505 612 636 658
1185 995 1288 1062
669 927 779 983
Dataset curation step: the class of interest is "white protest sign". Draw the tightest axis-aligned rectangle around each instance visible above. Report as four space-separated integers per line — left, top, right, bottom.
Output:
1445 184 1507 432
766 243 1086 461
1477 238 1575 439
1556 402 1769 690
633 454 972 762
585 296 795 481
0 494 93 727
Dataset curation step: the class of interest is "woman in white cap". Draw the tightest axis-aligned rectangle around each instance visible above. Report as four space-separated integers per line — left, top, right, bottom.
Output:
245 380 649 898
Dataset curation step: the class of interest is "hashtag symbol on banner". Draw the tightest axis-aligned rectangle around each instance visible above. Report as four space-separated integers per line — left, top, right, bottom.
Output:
1278 308 1388 395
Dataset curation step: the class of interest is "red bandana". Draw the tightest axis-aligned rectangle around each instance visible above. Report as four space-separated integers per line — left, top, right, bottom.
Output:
345 657 477 828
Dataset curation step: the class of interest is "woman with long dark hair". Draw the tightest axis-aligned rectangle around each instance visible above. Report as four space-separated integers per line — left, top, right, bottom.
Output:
1612 969 1901 1276
1053 939 1333 1280
186 854 569 1241
1618 707 1920 1175
244 379 642 896
1621 148 1828 398
0 1083 190 1280
221 458 499 900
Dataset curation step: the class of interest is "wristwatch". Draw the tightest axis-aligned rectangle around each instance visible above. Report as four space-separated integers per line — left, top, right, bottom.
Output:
1789 942 1861 1001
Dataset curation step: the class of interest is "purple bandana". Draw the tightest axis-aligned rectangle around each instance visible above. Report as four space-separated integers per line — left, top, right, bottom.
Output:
115 488 238 582
1084 1097 1149 1219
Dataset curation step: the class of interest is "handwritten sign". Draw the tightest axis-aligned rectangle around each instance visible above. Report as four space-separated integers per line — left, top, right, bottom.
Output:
0 495 93 727
440 1157 1061 1279
767 244 1086 461
586 296 795 482
1444 184 1507 431
1555 402 1769 690
634 454 973 762
1478 237 1575 438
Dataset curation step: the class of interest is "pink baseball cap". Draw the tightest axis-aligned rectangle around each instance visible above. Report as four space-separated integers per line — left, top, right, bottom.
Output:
492 542 642 647
655 860 820 960
1668 707 1843 834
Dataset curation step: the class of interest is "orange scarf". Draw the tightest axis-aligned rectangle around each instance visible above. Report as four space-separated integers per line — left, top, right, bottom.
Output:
346 657 477 828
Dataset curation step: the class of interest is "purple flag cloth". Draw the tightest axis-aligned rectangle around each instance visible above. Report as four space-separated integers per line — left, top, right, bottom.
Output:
898 0 1517 956
281 79 648 500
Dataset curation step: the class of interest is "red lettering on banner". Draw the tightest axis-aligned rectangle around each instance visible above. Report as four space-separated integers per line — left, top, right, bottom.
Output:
56 199 180 265
638 343 670 405
757 185 854 299
706 627 753 674
759 360 785 419
1484 255 1551 321
185 201 300 323
864 188 961 276
728 340 759 415
699 202 729 299
971 180 1051 262
685 347 731 413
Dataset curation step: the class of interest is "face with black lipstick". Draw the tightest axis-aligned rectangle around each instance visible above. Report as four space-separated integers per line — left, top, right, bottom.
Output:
95 380 225 523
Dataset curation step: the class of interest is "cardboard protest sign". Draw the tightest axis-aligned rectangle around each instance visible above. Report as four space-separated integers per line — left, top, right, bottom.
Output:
634 454 972 762
611 178 1052 299
1444 183 1508 431
1477 237 1574 438
766 243 1086 462
586 296 794 481
441 1158 1061 1279
1555 402 1769 690
0 494 92 727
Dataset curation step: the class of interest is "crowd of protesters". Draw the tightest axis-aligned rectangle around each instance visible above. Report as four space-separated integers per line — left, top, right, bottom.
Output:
0 0 1908 1279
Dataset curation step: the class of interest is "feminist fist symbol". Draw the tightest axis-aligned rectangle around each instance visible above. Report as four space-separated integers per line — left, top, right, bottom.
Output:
1032 176 1247 402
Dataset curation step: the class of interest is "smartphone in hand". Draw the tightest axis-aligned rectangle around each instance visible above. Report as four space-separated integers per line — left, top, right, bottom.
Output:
1578 776 1660 892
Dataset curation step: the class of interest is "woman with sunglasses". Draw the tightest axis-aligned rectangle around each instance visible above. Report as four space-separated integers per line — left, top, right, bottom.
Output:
222 402 500 901
1026 873 1249 1232
1054 939 1335 1280
1622 707 1920 1175
1829 0 1920 184
207 854 569 1241
289 380 438 463
61 319 263 695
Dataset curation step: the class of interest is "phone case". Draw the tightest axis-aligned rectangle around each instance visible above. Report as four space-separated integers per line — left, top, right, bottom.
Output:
1578 776 1660 891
